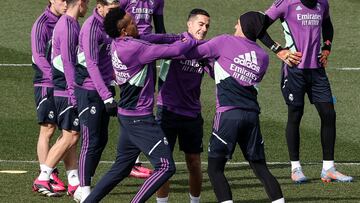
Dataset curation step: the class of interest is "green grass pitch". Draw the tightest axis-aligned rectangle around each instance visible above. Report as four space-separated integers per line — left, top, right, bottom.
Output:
0 0 360 202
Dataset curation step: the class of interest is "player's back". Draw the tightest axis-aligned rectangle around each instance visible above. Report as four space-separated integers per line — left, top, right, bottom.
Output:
52 14 80 91
31 7 60 86
210 34 269 112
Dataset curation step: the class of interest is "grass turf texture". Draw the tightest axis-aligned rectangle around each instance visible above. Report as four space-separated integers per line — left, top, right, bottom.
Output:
1 0 360 202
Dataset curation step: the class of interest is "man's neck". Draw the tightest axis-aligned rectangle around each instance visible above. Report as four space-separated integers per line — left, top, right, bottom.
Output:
50 6 61 16
66 6 80 20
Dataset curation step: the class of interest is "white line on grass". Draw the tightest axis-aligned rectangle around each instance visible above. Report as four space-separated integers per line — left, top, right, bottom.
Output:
335 67 360 71
1 159 360 166
0 64 32 67
1 64 360 70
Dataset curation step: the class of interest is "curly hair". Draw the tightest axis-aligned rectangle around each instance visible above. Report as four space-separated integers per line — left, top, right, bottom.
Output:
104 8 126 39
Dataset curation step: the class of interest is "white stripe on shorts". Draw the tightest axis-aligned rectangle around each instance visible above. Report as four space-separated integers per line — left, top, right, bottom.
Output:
36 98 48 110
212 132 227 145
58 106 73 117
78 107 89 117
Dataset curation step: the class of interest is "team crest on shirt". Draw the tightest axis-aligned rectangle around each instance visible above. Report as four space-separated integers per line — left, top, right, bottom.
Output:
289 93 294 102
48 111 54 119
73 118 79 126
163 137 168 145
90 106 96 114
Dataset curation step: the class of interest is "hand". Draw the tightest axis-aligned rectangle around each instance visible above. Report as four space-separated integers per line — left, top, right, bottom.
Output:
104 97 117 117
319 50 330 68
277 49 302 67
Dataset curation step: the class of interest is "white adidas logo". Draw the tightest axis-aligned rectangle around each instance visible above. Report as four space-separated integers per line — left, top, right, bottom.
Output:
233 51 260 72
296 5 302 11
111 50 127 70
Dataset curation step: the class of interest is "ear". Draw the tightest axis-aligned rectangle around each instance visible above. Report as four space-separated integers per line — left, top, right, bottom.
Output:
120 28 127 36
187 21 192 28
49 0 55 4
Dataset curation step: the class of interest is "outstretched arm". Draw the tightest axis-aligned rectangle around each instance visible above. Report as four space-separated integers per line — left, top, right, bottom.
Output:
137 38 197 64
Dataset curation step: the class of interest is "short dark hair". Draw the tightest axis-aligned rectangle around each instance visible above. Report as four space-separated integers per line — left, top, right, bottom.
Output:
66 0 78 6
187 8 210 21
104 8 126 38
96 0 119 5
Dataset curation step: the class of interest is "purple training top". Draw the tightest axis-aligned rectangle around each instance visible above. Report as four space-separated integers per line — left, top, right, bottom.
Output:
77 8 114 101
186 35 269 113
266 0 330 69
110 36 196 116
31 6 60 87
157 32 212 118
120 0 164 35
52 14 80 106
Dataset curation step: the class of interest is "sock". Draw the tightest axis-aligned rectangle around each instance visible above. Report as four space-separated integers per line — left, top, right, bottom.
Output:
189 193 200 203
67 169 80 186
272 198 285 203
156 196 169 203
291 161 301 171
38 165 53 181
40 164 45 171
81 186 91 201
221 201 233 203
322 160 334 171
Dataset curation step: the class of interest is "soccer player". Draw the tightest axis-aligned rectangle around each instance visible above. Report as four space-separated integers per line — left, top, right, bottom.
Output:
182 11 286 203
31 0 68 196
32 0 89 197
155 8 211 203
72 0 119 202
120 0 166 178
82 8 197 203
262 0 353 183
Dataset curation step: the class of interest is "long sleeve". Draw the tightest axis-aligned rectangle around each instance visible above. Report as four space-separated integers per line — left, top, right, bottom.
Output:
139 33 181 44
82 26 112 101
137 39 197 65
32 23 52 83
60 22 78 106
183 36 223 60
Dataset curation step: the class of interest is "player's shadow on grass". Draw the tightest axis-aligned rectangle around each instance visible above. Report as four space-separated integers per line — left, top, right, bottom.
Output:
285 196 360 202
202 196 360 203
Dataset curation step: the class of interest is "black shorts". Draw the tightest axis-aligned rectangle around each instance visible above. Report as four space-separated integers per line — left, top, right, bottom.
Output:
208 109 265 161
118 114 173 162
54 96 80 132
281 66 333 106
34 86 57 124
156 107 204 154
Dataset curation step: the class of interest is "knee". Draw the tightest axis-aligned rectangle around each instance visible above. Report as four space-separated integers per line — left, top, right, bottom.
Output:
39 123 56 138
321 107 336 121
288 105 304 124
186 154 202 173
61 131 80 147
